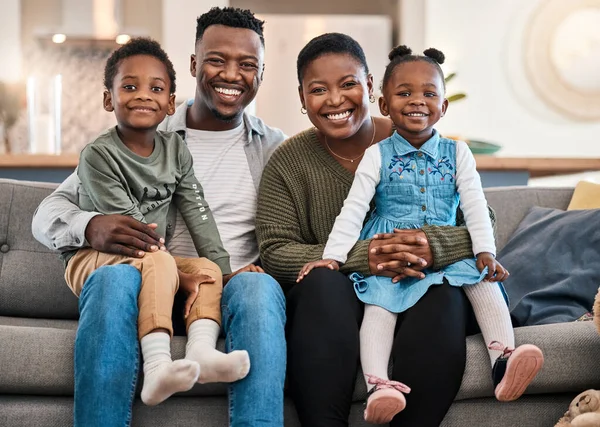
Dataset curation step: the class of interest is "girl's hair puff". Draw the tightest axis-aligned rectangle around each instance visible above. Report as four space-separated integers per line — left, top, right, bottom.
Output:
382 45 446 91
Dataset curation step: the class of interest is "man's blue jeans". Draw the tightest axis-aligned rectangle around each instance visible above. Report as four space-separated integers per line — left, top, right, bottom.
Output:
74 265 286 427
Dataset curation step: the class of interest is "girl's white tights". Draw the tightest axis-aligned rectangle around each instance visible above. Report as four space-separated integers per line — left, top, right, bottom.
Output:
463 280 514 365
360 279 513 391
360 304 398 389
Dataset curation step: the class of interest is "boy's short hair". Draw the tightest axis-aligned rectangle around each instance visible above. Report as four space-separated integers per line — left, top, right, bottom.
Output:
104 37 177 93
195 7 265 46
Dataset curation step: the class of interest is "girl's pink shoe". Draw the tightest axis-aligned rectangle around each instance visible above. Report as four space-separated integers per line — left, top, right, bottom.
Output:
364 375 411 424
489 342 544 402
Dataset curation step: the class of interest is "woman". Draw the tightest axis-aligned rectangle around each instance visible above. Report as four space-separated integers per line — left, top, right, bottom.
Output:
256 33 492 426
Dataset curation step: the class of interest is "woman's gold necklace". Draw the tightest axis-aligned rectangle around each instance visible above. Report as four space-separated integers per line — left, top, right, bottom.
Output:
323 118 377 163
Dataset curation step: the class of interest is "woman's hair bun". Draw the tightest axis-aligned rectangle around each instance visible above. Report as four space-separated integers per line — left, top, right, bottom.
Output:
423 48 445 64
388 45 412 61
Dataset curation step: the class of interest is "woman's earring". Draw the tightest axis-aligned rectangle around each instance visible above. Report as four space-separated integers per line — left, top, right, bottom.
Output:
301 106 307 114
369 94 376 103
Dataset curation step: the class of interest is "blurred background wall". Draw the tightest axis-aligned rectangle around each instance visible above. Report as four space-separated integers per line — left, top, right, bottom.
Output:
0 0 598 160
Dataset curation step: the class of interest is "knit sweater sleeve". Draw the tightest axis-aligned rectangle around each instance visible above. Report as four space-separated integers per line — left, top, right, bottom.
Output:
422 204 497 270
256 149 371 288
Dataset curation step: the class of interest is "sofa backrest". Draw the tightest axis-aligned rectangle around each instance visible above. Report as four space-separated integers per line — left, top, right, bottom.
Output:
484 186 574 251
0 178 575 319
0 179 79 319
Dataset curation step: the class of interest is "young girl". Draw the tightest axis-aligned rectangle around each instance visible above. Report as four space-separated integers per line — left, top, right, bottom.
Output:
298 45 544 423
64 38 250 407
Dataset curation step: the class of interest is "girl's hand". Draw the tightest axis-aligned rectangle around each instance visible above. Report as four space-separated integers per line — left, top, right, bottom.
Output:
297 259 340 283
476 252 510 282
178 269 217 318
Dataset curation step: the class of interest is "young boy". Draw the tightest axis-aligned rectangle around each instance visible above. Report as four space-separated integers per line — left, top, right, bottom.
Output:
63 38 250 406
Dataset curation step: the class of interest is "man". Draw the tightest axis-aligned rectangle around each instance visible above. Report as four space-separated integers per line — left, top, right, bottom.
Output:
32 7 286 427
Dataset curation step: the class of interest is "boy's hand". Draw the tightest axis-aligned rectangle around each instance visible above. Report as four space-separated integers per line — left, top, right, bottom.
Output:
476 252 510 282
223 263 265 285
178 269 216 318
297 259 340 283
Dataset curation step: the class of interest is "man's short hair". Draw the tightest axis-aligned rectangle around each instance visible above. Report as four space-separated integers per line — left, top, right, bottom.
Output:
195 7 265 46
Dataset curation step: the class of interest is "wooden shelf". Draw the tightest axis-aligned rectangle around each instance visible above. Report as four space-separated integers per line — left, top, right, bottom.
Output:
1 154 600 178
0 154 79 168
474 156 600 177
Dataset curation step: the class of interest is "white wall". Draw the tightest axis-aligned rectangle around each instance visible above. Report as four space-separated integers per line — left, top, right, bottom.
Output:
162 0 228 101
409 0 600 157
0 0 22 82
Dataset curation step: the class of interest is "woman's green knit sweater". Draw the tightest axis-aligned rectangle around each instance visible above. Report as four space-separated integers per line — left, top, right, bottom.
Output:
256 128 495 289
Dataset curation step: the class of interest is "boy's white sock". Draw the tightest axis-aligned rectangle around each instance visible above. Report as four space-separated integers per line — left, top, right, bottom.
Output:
185 319 250 384
360 304 398 390
464 281 515 366
140 332 200 406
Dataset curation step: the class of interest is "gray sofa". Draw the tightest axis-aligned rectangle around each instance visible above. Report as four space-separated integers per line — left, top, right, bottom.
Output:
0 178 598 427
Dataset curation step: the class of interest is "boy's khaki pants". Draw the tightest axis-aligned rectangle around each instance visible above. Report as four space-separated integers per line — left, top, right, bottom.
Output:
65 249 222 339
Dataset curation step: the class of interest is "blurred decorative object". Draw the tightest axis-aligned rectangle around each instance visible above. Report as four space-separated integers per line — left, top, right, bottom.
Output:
525 0 600 121
465 139 502 155
0 81 26 154
445 134 502 155
26 75 62 154
8 42 117 154
444 72 467 103
52 34 67 44
115 34 131 45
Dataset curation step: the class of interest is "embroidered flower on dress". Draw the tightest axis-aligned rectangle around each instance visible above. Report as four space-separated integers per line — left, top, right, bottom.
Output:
388 155 415 181
428 156 455 182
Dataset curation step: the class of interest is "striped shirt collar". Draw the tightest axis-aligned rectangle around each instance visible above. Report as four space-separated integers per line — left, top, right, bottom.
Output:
164 99 266 142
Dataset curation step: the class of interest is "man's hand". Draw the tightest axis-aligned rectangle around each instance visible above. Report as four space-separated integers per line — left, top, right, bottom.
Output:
369 229 432 282
297 259 340 283
178 269 217 318
476 252 509 282
85 214 166 258
223 263 265 285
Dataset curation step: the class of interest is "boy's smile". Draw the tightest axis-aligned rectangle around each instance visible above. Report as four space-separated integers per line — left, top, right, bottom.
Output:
104 54 175 132
380 61 448 148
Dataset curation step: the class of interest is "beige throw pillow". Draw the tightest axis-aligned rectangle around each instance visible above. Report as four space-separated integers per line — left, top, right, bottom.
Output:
567 181 600 210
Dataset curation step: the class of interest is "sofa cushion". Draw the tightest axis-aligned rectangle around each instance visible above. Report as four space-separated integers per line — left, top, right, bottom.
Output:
2 321 598 401
0 180 78 320
567 180 600 210
497 206 600 326
0 316 77 330
0 324 229 397
0 394 577 427
456 322 599 400
483 186 573 251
